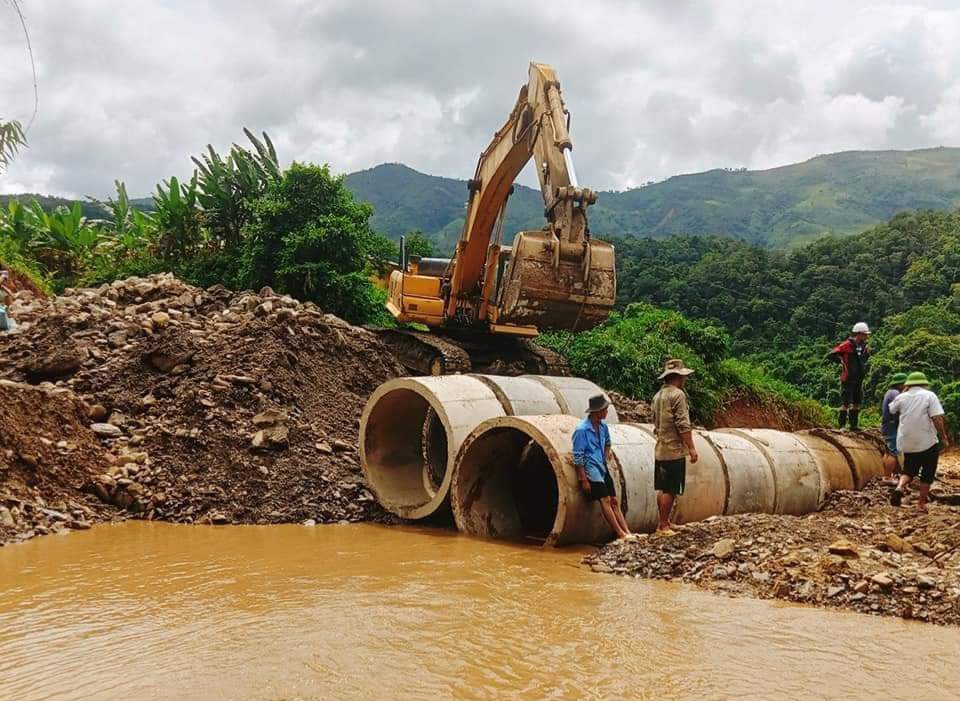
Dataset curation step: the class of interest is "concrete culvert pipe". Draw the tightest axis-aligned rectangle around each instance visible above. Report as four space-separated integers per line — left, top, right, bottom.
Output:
451 414 644 545
718 428 822 515
451 416 886 546
793 432 856 499
360 375 614 520
800 430 885 490
628 424 728 525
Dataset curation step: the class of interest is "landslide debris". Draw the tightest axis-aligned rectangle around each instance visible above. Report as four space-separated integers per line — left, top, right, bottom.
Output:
586 454 960 626
0 274 403 544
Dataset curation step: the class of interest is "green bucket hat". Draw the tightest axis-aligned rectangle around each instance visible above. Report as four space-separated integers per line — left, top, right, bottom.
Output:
904 371 930 387
889 372 908 387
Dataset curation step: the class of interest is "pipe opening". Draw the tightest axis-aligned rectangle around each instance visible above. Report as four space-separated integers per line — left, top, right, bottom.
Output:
362 388 451 510
421 408 448 493
455 426 559 541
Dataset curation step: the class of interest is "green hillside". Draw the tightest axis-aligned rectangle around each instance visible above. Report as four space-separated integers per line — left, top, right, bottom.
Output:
344 148 960 251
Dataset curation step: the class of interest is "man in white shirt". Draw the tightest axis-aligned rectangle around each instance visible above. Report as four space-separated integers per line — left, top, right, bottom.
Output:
889 372 951 512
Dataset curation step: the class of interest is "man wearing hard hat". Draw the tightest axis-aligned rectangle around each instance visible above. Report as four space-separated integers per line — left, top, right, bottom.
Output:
826 322 872 430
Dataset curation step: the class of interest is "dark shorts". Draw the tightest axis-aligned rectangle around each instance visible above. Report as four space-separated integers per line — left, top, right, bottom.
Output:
587 471 616 501
883 433 899 457
840 381 864 407
655 458 686 496
903 444 940 484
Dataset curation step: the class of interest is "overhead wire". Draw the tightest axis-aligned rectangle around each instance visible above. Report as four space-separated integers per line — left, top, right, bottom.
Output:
6 0 39 131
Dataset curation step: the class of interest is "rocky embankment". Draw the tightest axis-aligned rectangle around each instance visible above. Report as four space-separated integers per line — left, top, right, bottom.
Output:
586 453 960 625
0 274 403 545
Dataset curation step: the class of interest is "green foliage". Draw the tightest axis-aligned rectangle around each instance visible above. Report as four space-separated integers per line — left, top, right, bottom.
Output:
153 174 202 258
0 129 390 325
25 201 99 282
241 162 380 322
89 180 156 265
0 119 26 172
404 230 434 258
366 233 399 277
539 303 818 424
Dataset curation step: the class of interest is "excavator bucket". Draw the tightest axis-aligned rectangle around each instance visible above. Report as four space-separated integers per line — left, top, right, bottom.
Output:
496 231 616 332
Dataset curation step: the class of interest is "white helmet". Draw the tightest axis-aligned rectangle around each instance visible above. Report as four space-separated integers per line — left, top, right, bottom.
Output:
852 322 871 335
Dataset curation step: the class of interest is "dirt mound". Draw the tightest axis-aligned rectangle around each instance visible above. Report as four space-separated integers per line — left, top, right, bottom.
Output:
587 451 960 625
0 381 118 542
0 274 403 542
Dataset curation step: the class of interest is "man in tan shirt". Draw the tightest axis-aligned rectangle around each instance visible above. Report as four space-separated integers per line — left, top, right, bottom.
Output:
651 359 699 532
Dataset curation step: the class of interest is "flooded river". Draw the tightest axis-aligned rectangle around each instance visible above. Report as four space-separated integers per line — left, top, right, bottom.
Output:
1 523 958 700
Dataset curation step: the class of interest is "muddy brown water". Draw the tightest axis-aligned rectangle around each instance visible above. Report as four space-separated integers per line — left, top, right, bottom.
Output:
1 523 958 701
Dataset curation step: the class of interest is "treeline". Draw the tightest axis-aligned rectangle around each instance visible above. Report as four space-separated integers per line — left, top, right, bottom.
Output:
611 212 960 432
0 130 428 325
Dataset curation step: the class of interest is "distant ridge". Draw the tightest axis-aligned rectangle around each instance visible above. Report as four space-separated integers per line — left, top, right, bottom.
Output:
343 147 960 251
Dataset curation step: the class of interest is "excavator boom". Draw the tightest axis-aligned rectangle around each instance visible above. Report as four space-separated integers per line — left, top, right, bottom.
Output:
381 62 616 375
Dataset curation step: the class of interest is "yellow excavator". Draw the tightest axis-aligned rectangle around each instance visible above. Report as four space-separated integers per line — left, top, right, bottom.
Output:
378 62 616 375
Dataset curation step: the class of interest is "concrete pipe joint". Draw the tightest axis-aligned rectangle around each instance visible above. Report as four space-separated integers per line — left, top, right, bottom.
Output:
359 375 617 520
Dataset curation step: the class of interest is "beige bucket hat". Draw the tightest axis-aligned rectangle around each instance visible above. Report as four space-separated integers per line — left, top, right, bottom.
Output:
658 358 695 380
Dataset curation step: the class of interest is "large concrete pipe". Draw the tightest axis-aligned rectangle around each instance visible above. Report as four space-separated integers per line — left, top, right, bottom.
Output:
360 375 615 520
451 415 885 546
718 428 822 515
800 429 885 489
628 424 729 524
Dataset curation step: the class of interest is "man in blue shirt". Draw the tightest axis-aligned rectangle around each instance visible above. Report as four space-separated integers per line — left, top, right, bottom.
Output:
573 394 633 541
880 372 907 481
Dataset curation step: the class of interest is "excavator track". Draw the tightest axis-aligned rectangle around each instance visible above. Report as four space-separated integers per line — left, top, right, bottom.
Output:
373 328 570 377
373 328 473 376
515 340 571 376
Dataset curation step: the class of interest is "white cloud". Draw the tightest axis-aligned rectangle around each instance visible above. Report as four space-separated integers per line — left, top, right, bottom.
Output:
1 0 959 198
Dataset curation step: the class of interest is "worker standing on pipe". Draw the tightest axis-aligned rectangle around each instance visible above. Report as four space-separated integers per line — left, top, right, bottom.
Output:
880 372 908 481
573 395 634 541
651 359 699 533
826 322 872 430
888 372 951 512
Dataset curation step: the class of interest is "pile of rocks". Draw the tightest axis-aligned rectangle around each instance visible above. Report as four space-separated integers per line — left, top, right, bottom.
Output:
585 469 960 625
0 381 117 543
0 273 403 544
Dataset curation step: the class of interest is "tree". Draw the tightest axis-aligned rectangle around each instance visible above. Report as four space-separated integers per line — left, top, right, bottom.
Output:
242 162 381 322
404 229 434 258
0 119 27 173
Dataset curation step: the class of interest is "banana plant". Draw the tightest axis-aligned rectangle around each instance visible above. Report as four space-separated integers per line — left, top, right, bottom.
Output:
191 128 280 249
89 180 157 262
0 198 41 247
27 201 99 279
153 172 202 258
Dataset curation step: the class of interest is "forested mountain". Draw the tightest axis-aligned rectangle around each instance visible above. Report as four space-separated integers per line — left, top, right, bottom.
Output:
612 209 960 416
344 148 960 250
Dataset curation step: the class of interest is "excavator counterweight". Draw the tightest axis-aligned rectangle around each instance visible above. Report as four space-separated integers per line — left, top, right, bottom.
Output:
379 62 616 375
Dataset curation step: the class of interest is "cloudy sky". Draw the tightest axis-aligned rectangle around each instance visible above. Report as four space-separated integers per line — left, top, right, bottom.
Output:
2 0 960 198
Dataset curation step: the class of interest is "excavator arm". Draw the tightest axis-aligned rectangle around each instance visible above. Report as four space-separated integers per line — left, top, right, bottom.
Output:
444 62 615 331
